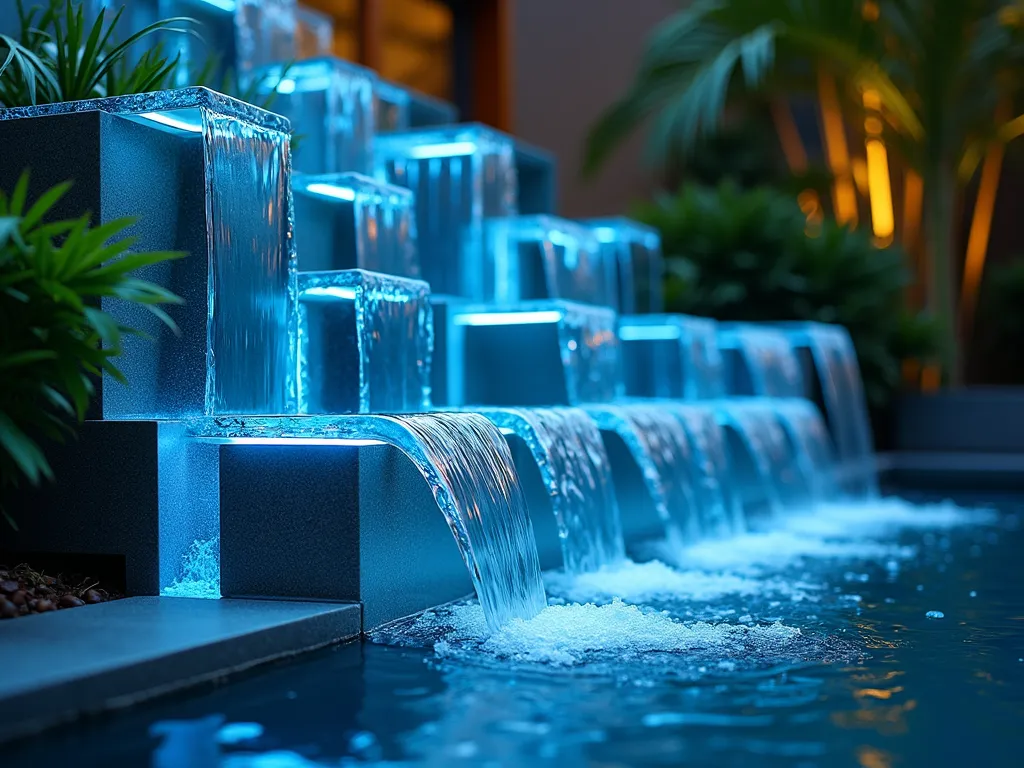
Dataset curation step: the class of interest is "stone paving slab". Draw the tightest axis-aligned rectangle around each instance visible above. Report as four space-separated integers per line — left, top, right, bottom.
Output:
0 597 360 743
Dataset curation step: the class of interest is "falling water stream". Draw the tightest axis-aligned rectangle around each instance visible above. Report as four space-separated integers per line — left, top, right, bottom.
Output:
584 403 701 547
191 413 547 630
479 407 625 573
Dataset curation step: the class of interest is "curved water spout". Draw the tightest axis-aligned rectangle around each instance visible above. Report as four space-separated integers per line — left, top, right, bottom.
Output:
480 408 625 573
584 403 700 548
664 403 742 538
712 400 810 521
192 413 547 631
773 398 839 503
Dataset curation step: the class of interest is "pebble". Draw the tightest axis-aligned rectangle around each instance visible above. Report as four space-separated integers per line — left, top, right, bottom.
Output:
34 599 55 612
10 590 27 606
0 580 18 594
0 599 18 619
58 594 86 609
84 589 104 604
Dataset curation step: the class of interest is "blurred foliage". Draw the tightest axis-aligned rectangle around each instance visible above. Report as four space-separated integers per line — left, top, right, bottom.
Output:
634 182 939 408
0 173 182 527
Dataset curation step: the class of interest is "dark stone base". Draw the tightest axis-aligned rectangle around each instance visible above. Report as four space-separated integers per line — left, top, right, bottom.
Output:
895 389 1024 453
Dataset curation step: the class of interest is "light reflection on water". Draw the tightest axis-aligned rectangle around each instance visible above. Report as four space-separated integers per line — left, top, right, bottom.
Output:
5 496 1023 768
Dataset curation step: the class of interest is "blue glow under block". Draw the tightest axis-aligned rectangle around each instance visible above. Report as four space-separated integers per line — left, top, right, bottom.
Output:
255 57 376 175
297 270 434 414
485 215 610 306
585 217 665 315
619 314 724 400
296 4 334 59
375 79 459 132
0 88 297 418
293 172 419 277
376 123 518 299
453 301 622 406
716 323 806 398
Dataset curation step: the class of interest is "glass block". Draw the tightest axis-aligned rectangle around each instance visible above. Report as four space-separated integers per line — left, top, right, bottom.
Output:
717 324 805 398
296 4 334 59
297 270 433 414
293 172 419 278
376 124 518 299
619 314 724 399
454 301 622 406
0 88 296 418
485 215 611 306
90 1 296 81
375 80 459 132
255 57 376 175
586 217 664 314
515 140 556 215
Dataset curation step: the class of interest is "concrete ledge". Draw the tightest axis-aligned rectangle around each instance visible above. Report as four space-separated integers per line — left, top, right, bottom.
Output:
0 597 360 744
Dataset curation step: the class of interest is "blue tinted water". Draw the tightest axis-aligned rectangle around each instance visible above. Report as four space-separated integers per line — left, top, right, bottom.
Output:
7 494 1019 767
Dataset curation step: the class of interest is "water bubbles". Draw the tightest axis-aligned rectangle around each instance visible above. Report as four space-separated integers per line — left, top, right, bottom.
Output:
925 610 945 619
217 722 264 745
970 590 978 598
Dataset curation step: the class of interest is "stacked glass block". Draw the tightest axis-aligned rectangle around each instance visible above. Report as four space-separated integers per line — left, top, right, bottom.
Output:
376 124 622 406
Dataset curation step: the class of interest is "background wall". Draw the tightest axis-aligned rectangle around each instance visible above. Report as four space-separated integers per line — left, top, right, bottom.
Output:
513 0 680 218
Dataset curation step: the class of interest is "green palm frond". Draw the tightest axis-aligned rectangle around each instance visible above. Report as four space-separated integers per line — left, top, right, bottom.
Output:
1 172 184 522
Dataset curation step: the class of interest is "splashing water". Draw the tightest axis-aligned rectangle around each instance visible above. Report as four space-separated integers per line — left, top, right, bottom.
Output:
544 560 816 605
481 407 624 574
193 413 547 630
585 403 701 547
408 599 804 667
162 538 221 599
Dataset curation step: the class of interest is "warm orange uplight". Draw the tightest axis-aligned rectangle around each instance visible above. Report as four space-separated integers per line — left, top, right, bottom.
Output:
961 142 1005 333
865 139 895 241
818 70 858 226
921 365 942 391
771 101 808 173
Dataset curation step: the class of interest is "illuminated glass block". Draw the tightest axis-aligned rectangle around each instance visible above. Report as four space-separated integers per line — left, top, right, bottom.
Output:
454 301 622 406
293 172 419 278
0 88 296 418
515 140 556 215
485 215 610 305
255 57 376 175
296 4 333 59
375 79 458 132
619 314 724 399
91 1 295 80
297 270 433 414
376 124 518 299
586 217 664 314
717 324 805 398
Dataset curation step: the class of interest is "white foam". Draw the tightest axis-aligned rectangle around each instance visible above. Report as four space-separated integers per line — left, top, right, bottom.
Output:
665 531 917 574
780 498 998 539
428 599 802 666
544 560 817 604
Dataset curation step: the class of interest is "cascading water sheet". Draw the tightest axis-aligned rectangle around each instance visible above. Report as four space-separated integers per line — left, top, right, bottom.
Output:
480 408 625 574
